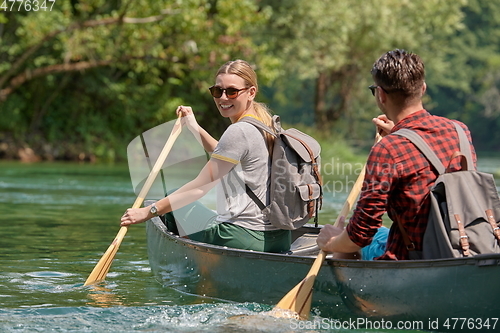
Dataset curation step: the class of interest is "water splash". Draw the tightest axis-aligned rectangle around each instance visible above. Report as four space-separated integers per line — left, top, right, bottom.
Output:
0 302 326 333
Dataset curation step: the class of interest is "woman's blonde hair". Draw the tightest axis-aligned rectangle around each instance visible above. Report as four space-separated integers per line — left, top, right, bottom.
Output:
215 60 273 128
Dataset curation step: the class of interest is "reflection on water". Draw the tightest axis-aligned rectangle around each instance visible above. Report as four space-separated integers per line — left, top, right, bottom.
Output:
86 285 124 307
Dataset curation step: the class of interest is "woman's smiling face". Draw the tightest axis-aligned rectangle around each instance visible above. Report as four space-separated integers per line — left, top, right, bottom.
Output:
213 73 255 123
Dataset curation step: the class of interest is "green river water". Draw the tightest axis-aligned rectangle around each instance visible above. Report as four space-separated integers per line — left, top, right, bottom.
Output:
0 160 498 332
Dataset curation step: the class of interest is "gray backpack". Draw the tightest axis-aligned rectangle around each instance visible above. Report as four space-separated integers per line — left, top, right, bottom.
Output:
240 115 322 230
395 123 500 259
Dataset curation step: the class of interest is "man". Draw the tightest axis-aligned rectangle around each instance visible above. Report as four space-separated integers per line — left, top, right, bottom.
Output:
317 49 477 260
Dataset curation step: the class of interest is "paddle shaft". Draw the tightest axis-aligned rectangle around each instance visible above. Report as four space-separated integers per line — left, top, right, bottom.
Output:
84 115 183 286
273 131 382 319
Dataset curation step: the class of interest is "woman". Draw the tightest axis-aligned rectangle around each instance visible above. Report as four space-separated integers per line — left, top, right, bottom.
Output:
120 60 291 253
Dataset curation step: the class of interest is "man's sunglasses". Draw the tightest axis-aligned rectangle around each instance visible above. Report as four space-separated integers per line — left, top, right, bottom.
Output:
209 86 250 99
368 85 390 96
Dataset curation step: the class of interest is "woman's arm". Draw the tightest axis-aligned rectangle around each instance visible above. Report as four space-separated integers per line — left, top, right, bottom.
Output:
158 156 234 212
317 225 362 253
177 106 219 153
192 124 218 153
120 157 235 226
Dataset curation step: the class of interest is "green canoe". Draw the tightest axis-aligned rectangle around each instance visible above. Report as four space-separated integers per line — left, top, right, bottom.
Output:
145 215 349 319
146 215 500 332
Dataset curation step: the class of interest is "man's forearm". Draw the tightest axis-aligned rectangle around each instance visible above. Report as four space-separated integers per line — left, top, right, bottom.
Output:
325 230 361 253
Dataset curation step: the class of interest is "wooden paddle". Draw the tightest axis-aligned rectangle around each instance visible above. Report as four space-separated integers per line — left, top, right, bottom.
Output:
272 132 382 319
84 115 183 286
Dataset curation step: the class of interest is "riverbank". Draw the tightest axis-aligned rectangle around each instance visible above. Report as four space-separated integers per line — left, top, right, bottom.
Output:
0 134 102 163
3 131 499 180
1 125 364 165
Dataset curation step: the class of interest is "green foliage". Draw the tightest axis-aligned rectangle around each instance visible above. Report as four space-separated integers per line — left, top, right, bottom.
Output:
0 0 499 161
426 0 500 151
259 0 466 137
0 0 277 160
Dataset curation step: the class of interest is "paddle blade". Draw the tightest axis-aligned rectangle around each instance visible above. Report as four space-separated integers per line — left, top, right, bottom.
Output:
269 130 382 319
272 275 316 320
270 250 327 320
84 226 128 286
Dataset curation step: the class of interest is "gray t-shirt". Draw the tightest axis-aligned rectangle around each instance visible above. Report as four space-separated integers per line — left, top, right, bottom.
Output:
211 120 277 231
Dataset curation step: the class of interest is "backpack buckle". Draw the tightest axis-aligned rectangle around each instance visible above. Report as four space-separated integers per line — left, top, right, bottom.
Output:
406 243 416 251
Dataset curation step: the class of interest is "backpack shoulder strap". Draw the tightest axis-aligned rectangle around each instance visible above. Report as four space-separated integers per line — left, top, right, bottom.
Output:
230 165 267 210
238 116 277 137
392 128 444 258
244 184 266 210
453 122 474 171
235 116 274 211
393 129 446 175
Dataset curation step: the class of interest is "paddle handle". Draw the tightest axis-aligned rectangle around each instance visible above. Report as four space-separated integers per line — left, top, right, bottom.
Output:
333 165 365 228
84 115 182 286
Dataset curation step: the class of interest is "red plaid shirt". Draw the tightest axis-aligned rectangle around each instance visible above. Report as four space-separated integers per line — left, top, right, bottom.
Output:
346 110 477 260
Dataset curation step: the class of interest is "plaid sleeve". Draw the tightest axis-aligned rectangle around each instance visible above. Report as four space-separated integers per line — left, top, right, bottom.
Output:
346 142 395 247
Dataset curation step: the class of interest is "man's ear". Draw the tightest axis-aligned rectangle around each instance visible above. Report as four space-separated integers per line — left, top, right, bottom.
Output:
422 82 427 94
378 88 387 104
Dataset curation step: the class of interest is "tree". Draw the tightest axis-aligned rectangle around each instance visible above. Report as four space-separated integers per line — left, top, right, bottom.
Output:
0 0 278 160
425 0 500 151
259 0 466 135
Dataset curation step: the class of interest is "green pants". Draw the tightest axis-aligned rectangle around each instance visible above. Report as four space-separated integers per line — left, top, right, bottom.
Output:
189 222 291 253
164 200 291 253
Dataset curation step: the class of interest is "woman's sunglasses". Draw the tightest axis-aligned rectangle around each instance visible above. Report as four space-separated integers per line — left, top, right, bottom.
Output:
209 86 250 99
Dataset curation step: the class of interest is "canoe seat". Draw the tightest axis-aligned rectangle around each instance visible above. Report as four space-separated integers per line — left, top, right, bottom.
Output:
289 233 320 256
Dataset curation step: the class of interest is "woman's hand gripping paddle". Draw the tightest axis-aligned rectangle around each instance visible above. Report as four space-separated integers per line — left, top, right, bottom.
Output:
270 132 383 319
84 115 182 286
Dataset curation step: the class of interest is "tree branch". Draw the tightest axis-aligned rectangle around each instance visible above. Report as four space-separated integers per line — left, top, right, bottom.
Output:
81 10 173 27
0 53 171 101
0 60 112 101
0 9 174 92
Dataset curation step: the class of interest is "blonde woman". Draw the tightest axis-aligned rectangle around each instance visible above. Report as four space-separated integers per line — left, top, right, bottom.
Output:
120 60 291 253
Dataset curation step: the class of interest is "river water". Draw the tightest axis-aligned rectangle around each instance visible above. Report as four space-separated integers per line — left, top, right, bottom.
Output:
0 159 498 332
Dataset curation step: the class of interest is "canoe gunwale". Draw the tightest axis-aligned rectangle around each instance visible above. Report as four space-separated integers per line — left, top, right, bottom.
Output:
331 252 500 269
149 214 500 269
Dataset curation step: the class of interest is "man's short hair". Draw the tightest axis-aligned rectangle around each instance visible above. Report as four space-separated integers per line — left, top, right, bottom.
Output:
371 49 425 98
